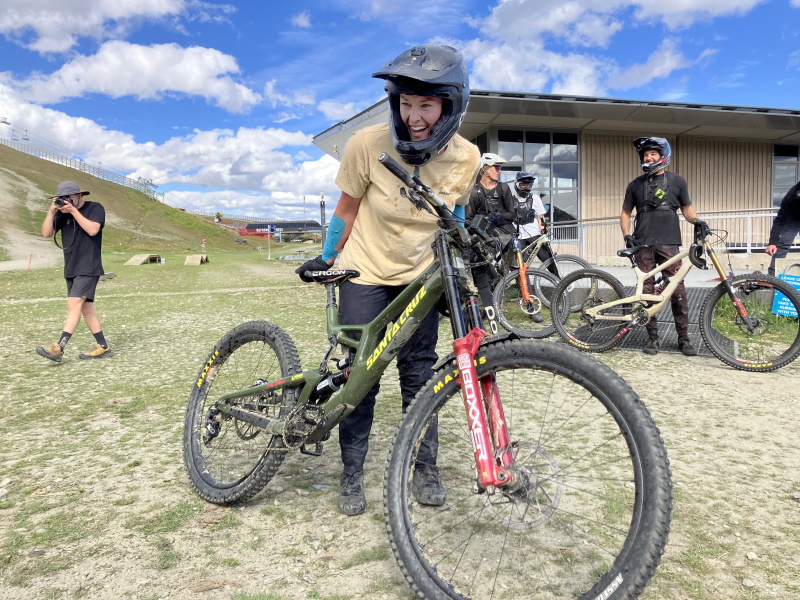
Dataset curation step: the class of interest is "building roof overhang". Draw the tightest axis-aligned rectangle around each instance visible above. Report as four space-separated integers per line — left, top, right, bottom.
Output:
313 90 800 158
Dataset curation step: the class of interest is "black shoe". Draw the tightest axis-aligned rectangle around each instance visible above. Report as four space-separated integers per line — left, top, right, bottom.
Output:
338 472 366 516
643 338 660 355
530 313 545 324
412 465 446 506
678 337 698 356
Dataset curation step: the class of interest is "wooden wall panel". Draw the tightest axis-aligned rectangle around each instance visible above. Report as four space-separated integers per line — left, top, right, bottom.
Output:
579 134 774 262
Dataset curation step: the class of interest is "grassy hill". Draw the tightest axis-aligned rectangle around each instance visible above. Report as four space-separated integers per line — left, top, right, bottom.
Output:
0 143 257 256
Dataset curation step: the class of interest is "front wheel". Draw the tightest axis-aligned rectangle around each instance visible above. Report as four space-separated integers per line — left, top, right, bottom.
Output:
183 321 301 505
492 268 564 338
552 268 631 352
700 274 800 372
385 340 672 600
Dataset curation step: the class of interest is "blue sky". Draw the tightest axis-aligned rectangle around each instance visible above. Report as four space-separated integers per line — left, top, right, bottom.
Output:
1 0 799 220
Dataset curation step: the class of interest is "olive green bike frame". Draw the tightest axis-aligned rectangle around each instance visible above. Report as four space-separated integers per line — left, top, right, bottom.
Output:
211 255 448 441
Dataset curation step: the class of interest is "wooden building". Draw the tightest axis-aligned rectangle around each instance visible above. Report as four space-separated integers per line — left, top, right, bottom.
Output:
314 92 800 265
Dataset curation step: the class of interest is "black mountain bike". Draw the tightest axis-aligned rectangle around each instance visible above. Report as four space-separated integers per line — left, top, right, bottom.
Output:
183 154 673 599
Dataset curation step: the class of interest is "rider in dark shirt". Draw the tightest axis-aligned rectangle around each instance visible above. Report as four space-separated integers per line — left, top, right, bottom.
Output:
620 137 699 357
766 181 800 276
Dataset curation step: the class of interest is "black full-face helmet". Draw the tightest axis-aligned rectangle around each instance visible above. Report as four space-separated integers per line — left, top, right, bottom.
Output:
515 171 535 196
634 137 671 176
373 44 469 166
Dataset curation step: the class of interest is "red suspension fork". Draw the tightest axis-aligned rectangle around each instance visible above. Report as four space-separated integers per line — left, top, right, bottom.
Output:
453 328 514 488
518 258 533 303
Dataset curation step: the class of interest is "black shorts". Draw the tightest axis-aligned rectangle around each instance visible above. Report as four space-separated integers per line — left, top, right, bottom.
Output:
66 276 99 302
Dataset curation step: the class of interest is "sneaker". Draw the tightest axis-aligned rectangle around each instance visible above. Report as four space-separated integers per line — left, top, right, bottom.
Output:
79 344 114 360
412 464 446 506
678 337 698 356
36 343 64 363
337 472 366 516
643 337 660 355
530 313 545 324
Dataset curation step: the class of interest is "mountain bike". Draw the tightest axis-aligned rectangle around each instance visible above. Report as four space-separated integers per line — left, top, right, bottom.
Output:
183 153 673 600
520 224 591 284
469 215 564 340
551 222 800 372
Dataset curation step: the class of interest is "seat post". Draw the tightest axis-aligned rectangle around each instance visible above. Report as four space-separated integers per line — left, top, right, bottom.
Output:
325 283 338 310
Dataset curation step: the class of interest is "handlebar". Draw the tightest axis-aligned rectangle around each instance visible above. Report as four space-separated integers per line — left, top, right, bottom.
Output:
378 153 417 189
377 153 448 209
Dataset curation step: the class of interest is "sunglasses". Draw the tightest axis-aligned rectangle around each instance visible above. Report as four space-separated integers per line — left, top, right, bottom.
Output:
490 165 502 171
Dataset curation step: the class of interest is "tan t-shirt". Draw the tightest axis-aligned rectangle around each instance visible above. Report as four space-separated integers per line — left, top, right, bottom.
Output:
336 123 481 285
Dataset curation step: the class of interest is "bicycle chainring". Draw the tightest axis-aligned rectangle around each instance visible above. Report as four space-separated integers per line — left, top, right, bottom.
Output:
632 306 651 326
283 404 326 449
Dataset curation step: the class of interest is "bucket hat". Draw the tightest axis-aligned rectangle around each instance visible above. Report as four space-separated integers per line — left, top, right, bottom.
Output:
53 181 90 197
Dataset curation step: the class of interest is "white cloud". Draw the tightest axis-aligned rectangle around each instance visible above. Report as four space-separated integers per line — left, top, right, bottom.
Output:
461 0 764 98
0 0 186 53
462 39 607 96
291 11 312 28
11 41 261 113
0 83 334 208
481 0 768 43
607 39 689 89
632 0 767 29
263 80 315 108
163 153 341 220
318 99 361 121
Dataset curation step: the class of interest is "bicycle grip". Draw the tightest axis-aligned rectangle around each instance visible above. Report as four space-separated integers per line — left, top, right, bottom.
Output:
378 153 416 188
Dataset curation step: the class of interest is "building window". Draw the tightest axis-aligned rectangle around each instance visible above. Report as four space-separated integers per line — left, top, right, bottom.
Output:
497 130 579 238
773 144 799 206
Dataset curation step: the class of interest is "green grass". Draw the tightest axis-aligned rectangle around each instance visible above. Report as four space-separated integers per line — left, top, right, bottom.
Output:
341 545 391 569
2 249 800 600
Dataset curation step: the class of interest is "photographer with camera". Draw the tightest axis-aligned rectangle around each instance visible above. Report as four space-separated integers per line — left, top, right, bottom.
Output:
35 181 112 363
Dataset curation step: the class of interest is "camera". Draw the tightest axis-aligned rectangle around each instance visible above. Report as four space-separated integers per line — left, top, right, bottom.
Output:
54 196 71 207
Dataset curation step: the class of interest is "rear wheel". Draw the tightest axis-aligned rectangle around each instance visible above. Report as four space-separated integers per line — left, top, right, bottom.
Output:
493 268 563 338
540 253 591 279
385 339 673 600
553 269 631 352
183 321 301 505
700 274 800 372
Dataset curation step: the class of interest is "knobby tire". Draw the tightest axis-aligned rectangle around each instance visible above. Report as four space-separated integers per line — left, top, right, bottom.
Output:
699 273 800 372
552 268 629 352
492 268 564 339
183 321 301 505
384 339 672 600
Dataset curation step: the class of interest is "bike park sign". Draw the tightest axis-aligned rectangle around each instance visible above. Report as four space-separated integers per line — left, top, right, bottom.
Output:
773 274 800 317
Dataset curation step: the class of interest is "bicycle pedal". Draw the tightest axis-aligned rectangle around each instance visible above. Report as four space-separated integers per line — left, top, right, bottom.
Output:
300 442 324 456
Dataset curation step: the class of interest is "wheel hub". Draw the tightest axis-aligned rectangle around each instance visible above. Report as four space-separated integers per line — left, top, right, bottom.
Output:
483 442 564 530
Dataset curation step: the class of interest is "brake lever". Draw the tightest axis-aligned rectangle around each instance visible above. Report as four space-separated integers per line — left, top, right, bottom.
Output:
400 187 434 215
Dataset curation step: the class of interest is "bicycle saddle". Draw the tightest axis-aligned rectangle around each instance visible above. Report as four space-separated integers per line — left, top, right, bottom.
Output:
305 269 361 285
617 245 649 258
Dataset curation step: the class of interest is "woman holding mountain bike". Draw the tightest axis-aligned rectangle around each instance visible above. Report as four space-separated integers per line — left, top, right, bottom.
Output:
296 45 480 516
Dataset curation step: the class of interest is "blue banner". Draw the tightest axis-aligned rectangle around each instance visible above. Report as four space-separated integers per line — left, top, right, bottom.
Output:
773 274 800 317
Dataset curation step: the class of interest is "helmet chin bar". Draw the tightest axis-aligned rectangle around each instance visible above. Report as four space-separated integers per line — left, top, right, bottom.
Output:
373 45 469 167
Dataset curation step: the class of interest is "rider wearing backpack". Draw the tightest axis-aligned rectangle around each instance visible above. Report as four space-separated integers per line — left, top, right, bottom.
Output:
620 137 700 357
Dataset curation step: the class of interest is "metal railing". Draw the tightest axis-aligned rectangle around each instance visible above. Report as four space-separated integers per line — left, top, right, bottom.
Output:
0 137 160 200
547 207 782 265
